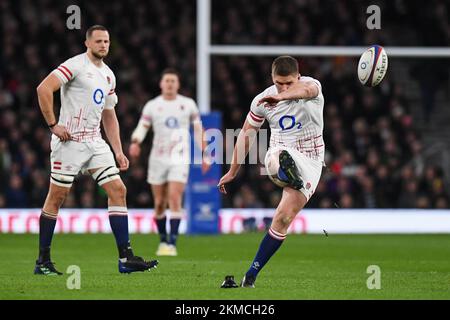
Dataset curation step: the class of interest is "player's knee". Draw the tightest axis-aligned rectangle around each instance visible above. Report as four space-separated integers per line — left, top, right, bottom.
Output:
118 183 127 198
281 215 294 226
154 199 166 214
49 189 69 207
111 182 127 200
168 198 182 211
274 208 298 228
274 215 292 229
168 189 183 210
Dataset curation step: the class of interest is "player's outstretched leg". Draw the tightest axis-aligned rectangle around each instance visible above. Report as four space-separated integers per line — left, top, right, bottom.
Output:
34 183 70 276
100 177 158 273
241 187 307 288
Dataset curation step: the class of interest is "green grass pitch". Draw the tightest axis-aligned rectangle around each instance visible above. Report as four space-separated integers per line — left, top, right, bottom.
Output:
1 233 449 299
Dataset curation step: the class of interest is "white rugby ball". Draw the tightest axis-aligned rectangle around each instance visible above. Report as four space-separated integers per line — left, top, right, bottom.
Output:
357 45 388 87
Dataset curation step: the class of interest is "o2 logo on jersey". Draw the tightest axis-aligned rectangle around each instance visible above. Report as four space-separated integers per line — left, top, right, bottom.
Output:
279 115 302 131
92 88 105 105
165 117 180 128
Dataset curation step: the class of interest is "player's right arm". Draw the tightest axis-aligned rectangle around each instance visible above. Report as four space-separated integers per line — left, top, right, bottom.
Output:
36 73 71 141
218 95 266 194
218 119 261 194
129 101 153 159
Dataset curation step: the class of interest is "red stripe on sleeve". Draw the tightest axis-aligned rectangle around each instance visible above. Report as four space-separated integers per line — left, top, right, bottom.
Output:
141 115 151 122
250 111 264 120
59 65 73 77
57 68 71 81
249 112 264 122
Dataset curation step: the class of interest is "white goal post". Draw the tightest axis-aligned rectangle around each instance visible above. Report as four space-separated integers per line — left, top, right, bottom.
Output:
196 0 450 113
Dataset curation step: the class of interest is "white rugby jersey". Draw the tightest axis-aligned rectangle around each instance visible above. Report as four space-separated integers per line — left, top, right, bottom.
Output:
52 53 118 142
138 95 200 161
246 76 325 162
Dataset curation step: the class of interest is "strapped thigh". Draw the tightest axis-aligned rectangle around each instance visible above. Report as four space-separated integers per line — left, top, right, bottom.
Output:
91 166 120 186
50 172 76 188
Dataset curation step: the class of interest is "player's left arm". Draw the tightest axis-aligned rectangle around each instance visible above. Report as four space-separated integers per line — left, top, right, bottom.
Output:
258 81 320 106
190 102 211 174
102 74 128 171
102 108 129 171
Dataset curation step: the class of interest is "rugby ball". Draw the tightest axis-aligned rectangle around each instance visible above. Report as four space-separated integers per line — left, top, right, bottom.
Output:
357 45 388 87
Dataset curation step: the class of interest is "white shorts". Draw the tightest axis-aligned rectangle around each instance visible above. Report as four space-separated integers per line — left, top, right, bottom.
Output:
50 138 116 176
147 158 190 185
265 146 323 202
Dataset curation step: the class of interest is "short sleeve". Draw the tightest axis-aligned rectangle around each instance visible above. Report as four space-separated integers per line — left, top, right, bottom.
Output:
104 73 118 110
139 100 153 126
246 95 266 127
301 77 322 95
309 78 322 95
189 99 201 125
51 56 81 85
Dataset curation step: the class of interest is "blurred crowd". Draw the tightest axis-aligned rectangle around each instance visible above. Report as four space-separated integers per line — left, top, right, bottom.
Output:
212 0 450 46
0 0 449 209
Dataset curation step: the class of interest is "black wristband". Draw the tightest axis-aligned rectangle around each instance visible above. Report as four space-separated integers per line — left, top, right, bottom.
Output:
48 122 57 128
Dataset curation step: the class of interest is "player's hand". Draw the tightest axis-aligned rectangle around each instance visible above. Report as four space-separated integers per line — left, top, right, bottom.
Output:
217 171 236 194
257 94 282 108
51 125 71 142
128 142 141 159
116 152 129 171
202 156 212 175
